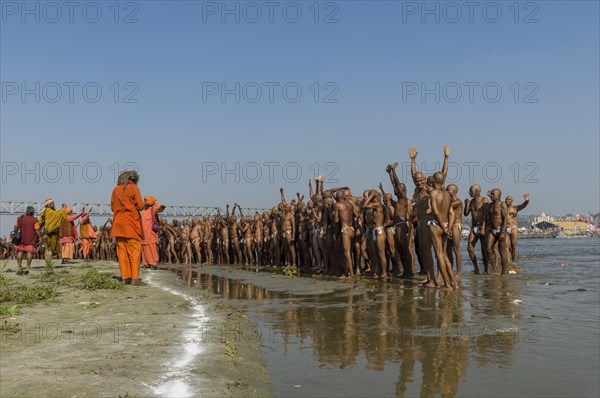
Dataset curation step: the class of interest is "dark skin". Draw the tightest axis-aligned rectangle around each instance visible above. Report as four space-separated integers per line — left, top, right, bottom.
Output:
484 189 510 275
252 213 263 266
380 183 401 275
362 190 388 279
429 173 456 290
446 184 463 279
386 163 414 277
412 171 436 287
334 189 358 277
505 194 530 261
279 189 297 269
229 205 243 265
464 184 489 274
409 145 450 185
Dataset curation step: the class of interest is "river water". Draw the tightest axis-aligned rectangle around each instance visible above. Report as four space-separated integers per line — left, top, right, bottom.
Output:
192 238 599 397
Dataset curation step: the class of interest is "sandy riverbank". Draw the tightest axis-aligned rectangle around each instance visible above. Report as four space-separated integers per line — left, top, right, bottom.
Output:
0 260 271 398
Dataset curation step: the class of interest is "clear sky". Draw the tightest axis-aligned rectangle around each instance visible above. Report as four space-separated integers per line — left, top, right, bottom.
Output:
1 0 599 234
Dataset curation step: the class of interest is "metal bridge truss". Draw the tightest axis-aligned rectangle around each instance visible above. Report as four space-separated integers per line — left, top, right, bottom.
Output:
0 201 267 219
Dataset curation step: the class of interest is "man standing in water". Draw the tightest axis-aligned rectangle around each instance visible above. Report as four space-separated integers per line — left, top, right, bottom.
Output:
429 172 457 290
483 189 510 275
505 194 530 261
464 184 489 274
408 146 450 287
446 184 463 279
386 162 414 278
362 189 388 279
279 189 297 270
334 189 358 277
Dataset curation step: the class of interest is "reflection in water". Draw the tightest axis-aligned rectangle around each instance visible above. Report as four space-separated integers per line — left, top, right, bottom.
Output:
190 271 524 397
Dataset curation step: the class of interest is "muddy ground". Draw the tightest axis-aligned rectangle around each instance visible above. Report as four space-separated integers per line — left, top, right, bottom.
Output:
0 260 271 398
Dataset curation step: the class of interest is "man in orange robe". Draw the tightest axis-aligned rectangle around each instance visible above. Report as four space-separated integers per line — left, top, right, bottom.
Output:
80 213 96 260
141 195 166 270
59 208 85 263
110 171 145 285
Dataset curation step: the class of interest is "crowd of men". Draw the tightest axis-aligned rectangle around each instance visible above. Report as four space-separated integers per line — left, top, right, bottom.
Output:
4 146 530 290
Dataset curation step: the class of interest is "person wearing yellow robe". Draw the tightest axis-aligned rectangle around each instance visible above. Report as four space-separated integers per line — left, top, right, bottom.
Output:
36 198 68 264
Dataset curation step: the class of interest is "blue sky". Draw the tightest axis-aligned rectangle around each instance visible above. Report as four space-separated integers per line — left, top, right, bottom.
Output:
1 0 599 233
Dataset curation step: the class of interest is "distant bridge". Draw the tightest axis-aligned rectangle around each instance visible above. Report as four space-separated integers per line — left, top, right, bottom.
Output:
0 201 268 218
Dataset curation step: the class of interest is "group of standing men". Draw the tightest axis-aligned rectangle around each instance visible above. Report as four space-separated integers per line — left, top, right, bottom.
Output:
10 148 530 290
144 145 529 292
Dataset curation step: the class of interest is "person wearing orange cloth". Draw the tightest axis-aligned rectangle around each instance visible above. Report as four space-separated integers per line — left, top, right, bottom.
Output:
59 207 86 264
79 213 97 261
110 170 145 285
141 195 166 270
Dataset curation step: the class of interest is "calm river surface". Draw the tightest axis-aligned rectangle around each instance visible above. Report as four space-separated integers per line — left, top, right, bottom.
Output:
194 238 599 397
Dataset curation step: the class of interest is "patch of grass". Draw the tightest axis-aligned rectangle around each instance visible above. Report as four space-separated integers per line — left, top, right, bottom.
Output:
225 340 239 366
0 281 58 305
35 269 78 286
283 267 299 277
80 269 122 290
0 273 7 287
0 304 20 318
0 320 20 334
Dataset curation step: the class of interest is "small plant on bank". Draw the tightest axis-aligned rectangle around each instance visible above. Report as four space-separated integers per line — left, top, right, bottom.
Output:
81 269 122 290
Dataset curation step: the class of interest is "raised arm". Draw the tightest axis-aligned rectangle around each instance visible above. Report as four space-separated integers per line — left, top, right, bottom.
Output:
516 194 530 211
378 182 386 197
280 188 287 206
236 203 244 219
316 175 324 195
441 145 450 184
386 162 403 199
408 147 418 178
309 179 314 198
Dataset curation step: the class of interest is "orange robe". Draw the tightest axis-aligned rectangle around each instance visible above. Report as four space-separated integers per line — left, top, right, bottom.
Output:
110 183 144 280
141 205 162 267
80 218 93 259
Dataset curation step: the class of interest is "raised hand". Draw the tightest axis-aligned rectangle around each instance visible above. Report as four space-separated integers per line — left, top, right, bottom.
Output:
408 147 418 160
443 145 450 157
524 194 530 201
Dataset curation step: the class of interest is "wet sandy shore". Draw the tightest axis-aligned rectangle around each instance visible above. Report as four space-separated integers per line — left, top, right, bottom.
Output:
0 260 271 398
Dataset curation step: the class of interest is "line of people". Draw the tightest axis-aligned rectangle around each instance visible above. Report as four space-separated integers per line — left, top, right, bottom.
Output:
7 149 529 290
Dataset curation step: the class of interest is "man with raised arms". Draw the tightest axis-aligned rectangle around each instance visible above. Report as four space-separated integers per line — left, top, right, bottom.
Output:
279 189 297 270
386 162 414 278
408 146 450 287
